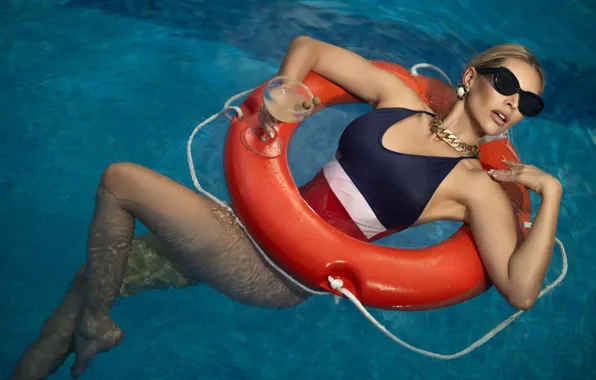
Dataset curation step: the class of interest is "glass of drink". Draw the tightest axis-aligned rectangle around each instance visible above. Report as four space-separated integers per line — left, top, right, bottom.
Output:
242 76 315 158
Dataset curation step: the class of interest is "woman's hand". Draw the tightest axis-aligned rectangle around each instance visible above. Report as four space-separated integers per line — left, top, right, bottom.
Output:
488 160 563 197
258 104 279 138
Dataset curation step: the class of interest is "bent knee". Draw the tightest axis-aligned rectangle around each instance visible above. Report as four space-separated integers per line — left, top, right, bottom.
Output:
100 162 144 197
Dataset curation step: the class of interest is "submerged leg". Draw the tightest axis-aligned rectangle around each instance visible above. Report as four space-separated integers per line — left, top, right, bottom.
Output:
70 162 309 378
11 233 196 380
69 182 133 378
11 269 85 380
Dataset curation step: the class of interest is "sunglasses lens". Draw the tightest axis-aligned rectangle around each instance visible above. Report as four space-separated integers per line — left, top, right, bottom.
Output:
520 94 544 116
494 68 519 96
477 66 545 117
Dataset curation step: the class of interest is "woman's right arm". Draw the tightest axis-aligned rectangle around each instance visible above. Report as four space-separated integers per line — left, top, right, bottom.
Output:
276 36 424 109
464 162 563 310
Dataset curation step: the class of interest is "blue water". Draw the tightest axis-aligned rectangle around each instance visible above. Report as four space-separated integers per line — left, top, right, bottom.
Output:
1 0 595 379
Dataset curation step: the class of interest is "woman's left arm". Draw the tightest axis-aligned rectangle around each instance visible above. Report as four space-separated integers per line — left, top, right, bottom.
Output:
464 161 563 310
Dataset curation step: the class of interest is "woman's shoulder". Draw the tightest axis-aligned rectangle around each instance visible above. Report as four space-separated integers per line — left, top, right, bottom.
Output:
455 161 510 208
374 79 433 112
375 95 432 113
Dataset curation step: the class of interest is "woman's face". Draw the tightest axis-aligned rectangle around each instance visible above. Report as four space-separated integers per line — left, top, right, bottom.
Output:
464 58 543 136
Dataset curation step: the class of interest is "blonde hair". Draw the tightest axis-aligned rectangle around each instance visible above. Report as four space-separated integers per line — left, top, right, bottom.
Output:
467 43 545 93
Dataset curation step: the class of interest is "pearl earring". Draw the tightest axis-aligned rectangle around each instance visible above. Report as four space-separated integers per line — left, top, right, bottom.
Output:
456 84 467 100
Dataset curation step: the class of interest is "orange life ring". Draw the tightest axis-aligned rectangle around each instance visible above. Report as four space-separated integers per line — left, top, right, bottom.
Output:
224 61 532 311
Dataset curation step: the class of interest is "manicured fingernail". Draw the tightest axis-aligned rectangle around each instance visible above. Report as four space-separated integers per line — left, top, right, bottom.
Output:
269 131 274 138
273 126 279 132
488 169 494 174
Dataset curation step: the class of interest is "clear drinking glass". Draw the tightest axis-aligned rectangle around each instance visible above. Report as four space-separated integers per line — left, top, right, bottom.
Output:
242 76 314 158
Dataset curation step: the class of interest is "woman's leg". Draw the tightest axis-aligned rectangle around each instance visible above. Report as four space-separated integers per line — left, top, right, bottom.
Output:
71 162 310 377
11 233 198 380
11 268 84 380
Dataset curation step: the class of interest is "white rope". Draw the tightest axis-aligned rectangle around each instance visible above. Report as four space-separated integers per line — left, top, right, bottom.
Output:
187 68 567 359
186 88 328 296
329 221 568 360
410 63 454 86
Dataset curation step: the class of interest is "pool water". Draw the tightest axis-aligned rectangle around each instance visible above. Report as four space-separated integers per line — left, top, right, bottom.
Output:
1 0 595 379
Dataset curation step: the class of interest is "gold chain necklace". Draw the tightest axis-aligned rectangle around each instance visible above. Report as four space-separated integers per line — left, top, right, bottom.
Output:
429 116 479 157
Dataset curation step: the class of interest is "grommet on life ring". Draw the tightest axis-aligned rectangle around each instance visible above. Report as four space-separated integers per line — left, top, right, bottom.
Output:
223 61 532 311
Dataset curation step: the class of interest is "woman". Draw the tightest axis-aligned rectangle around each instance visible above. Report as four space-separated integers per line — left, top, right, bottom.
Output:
13 36 562 379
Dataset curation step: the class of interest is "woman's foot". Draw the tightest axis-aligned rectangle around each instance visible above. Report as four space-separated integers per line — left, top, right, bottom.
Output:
70 312 124 378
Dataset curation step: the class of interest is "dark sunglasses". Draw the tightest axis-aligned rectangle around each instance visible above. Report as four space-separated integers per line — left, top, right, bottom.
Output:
475 66 544 117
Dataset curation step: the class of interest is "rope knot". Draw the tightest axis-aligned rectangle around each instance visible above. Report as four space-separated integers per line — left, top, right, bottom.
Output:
328 276 344 290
